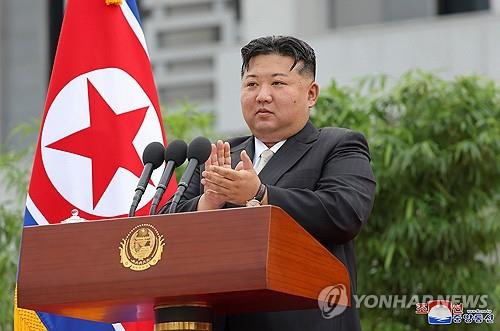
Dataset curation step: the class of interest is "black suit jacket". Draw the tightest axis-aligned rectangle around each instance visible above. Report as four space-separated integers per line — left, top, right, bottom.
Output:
163 121 376 331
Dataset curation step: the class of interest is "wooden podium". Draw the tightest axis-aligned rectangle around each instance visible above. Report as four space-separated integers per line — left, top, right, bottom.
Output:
17 206 350 329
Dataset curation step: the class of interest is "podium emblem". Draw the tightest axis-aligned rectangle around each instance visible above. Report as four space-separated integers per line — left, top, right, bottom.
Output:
119 223 165 271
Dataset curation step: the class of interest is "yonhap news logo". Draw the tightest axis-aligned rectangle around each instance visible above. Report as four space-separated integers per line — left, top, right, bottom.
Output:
317 284 348 319
316 288 495 325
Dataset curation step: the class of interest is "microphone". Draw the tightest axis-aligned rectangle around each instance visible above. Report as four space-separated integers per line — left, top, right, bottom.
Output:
149 139 188 215
167 136 211 214
128 142 165 217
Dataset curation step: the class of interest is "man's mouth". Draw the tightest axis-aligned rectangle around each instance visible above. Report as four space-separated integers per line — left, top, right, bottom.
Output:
256 108 273 115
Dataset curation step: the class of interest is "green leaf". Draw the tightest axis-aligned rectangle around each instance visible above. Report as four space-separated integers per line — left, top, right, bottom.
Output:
384 242 396 270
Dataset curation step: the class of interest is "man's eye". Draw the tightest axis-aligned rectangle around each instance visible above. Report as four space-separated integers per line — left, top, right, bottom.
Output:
272 81 285 86
246 82 257 87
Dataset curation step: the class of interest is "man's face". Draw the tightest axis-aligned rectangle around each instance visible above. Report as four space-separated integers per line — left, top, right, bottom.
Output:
240 54 319 143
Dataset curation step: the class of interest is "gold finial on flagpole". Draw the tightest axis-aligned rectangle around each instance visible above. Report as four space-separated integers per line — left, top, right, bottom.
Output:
105 0 123 5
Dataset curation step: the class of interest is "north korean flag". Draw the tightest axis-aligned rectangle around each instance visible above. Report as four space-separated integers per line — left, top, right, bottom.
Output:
15 0 174 330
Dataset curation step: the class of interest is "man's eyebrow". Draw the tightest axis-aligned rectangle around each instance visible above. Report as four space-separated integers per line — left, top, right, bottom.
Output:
243 72 289 79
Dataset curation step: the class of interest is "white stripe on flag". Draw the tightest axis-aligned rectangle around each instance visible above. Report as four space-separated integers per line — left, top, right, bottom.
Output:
26 194 49 225
113 323 126 331
120 2 150 58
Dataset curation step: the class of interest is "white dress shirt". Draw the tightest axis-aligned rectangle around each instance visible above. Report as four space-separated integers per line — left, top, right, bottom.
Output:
252 137 286 170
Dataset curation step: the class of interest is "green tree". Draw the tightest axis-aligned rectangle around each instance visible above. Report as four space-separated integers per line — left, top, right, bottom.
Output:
161 104 219 181
311 70 500 330
0 122 36 331
162 103 217 142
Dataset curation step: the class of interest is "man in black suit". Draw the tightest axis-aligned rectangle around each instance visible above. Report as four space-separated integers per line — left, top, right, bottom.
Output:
164 36 376 331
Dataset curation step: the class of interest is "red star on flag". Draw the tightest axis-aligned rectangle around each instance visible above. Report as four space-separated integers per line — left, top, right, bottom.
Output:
47 79 148 208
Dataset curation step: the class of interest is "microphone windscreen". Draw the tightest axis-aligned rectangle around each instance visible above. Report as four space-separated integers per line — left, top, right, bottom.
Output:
187 136 211 163
142 142 165 169
165 140 187 167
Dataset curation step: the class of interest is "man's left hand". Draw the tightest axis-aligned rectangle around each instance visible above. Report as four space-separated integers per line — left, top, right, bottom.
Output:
201 150 261 206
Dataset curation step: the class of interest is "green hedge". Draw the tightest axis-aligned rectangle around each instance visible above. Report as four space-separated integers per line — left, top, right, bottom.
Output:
311 70 500 330
0 147 30 331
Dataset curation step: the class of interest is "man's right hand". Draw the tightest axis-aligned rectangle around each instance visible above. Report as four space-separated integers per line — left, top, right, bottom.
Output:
197 140 231 211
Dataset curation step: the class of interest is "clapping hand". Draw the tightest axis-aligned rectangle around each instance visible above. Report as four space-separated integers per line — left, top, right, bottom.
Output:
197 140 231 210
202 150 261 206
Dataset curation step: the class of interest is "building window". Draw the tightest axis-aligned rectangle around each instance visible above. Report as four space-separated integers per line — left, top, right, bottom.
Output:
438 0 490 15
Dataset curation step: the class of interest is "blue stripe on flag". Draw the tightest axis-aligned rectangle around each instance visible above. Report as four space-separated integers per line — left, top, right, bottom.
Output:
126 0 142 25
23 208 38 226
38 312 116 331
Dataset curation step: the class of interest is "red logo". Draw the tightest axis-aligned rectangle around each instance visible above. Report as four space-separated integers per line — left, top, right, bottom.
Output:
415 303 429 314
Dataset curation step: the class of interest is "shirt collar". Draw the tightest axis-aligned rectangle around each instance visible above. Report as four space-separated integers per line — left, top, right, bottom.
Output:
253 137 286 166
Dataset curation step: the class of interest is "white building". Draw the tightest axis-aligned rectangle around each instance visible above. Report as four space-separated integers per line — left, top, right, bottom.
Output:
142 0 500 134
1 0 500 143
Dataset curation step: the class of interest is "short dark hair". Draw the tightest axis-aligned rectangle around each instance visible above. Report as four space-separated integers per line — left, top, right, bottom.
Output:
240 35 316 79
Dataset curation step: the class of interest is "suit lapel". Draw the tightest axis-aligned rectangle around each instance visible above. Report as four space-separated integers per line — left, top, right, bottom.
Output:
228 121 319 186
230 136 254 169
258 121 319 186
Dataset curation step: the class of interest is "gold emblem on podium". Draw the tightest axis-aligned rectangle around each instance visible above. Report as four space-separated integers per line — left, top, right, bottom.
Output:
119 223 165 271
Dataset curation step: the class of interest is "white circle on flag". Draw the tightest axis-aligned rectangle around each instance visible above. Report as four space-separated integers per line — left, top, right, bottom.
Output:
41 68 164 217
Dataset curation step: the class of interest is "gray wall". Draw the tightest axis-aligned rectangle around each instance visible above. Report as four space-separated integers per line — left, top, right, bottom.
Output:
0 0 47 149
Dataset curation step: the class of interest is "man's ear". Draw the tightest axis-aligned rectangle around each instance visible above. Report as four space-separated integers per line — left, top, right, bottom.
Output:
307 81 319 108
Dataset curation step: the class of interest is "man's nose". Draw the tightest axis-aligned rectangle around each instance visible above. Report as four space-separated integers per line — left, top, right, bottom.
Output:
255 85 272 103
